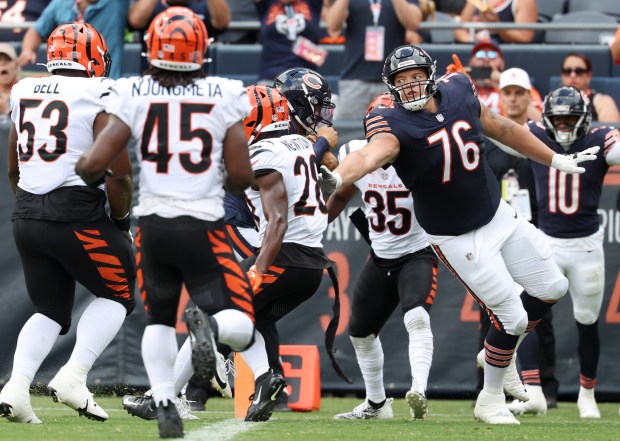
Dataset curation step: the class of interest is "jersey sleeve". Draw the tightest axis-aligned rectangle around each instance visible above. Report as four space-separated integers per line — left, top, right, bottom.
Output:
104 78 134 126
364 110 393 141
220 79 252 128
248 141 284 177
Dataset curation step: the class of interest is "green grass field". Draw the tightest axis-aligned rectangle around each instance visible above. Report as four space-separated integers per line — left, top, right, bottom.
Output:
2 396 620 441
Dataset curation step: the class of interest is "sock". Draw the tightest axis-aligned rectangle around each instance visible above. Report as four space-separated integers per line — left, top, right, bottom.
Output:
350 335 385 403
240 330 270 380
404 307 433 393
577 321 599 387
483 326 519 394
521 291 554 325
517 330 541 386
173 337 195 395
68 298 126 369
11 313 61 382
142 324 177 406
213 308 254 351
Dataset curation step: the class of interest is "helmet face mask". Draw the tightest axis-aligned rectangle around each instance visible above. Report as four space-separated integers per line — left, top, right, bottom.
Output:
382 45 437 112
542 86 591 148
273 68 335 134
145 6 209 72
46 22 111 77
244 84 290 145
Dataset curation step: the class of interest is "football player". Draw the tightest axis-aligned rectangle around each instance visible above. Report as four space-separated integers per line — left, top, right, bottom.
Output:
330 94 437 421
319 44 598 424
240 83 332 422
0 22 135 423
508 86 620 419
76 7 255 438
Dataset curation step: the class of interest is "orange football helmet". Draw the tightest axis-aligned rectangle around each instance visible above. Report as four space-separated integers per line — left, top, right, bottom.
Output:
47 22 111 77
145 6 209 71
366 92 394 116
244 84 290 144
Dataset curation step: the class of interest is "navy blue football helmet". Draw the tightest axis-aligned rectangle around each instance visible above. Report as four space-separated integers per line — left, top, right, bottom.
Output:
542 86 592 147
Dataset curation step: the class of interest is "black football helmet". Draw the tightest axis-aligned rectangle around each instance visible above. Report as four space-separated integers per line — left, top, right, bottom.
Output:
273 67 335 134
542 86 592 148
382 45 437 111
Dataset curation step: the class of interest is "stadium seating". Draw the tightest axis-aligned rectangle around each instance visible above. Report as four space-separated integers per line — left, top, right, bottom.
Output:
427 11 457 44
545 12 618 44
537 0 567 22
567 0 620 19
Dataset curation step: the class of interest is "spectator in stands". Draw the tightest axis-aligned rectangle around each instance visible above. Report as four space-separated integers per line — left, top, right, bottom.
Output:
326 0 423 121
454 0 537 44
560 53 620 123
0 43 20 119
128 0 231 72
458 40 542 119
0 1 47 42
611 25 620 64
434 0 464 16
254 0 326 84
17 0 129 79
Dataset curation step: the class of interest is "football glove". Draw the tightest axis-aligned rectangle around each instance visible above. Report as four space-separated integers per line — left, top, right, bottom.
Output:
550 146 599 174
318 165 342 198
111 213 133 244
246 265 264 291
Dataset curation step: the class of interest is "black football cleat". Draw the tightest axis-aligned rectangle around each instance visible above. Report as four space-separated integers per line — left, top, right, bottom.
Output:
244 370 287 422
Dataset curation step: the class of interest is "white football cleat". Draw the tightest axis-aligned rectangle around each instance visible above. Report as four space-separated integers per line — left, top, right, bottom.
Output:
174 396 199 420
474 389 520 425
507 385 547 415
0 379 42 424
48 366 108 421
477 348 529 402
577 386 600 419
210 352 233 399
334 398 394 420
405 388 428 420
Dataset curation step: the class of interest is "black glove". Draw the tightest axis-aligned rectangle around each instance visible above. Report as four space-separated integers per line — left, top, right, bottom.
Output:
111 213 133 244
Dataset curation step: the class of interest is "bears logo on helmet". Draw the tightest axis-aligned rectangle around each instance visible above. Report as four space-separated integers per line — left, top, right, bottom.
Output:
273 67 335 134
46 22 111 78
244 84 290 145
145 6 209 72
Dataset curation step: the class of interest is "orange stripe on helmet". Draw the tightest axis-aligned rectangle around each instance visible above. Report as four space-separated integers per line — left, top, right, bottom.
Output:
244 84 290 143
47 22 111 77
146 6 209 72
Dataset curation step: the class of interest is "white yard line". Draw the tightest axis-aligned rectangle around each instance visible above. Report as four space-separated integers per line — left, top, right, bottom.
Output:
185 418 260 441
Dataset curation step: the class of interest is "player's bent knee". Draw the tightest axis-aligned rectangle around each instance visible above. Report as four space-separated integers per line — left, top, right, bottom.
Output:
213 309 254 351
504 310 528 336
538 276 569 303
574 310 599 326
403 306 431 330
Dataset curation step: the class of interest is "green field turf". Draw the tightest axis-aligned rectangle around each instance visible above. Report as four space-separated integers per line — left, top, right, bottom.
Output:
1 396 619 440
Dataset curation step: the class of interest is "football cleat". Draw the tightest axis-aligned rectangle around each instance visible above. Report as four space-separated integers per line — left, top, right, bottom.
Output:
244 370 287 422
0 379 42 424
48 367 108 421
273 387 291 412
577 387 600 419
184 307 217 383
210 352 233 399
405 389 428 420
476 348 529 402
156 401 184 439
507 385 547 416
334 398 394 420
123 392 198 420
474 389 520 425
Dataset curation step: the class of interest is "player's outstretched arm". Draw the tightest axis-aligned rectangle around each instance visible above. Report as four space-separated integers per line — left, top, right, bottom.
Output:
480 104 598 174
326 182 358 222
319 132 400 196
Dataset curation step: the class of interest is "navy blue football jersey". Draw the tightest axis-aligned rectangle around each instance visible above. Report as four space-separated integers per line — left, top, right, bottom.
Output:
224 192 256 229
528 122 620 238
364 73 500 235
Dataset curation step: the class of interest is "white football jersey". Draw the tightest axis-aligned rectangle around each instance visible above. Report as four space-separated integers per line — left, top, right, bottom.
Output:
10 76 115 195
107 75 251 221
339 140 428 259
246 134 327 248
